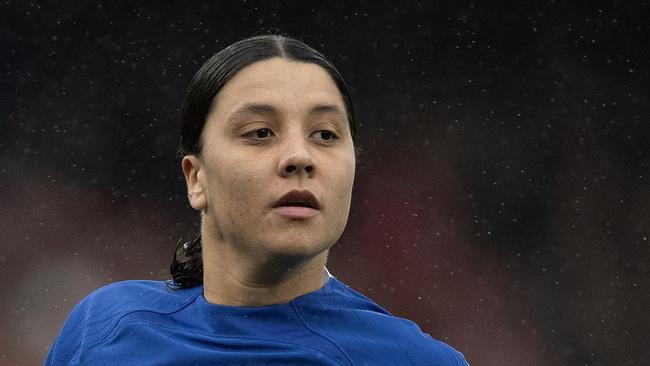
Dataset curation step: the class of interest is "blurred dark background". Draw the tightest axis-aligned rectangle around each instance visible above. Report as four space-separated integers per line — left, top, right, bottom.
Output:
1 1 648 365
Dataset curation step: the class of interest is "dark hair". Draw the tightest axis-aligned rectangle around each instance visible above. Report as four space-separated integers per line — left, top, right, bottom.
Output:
170 34 356 289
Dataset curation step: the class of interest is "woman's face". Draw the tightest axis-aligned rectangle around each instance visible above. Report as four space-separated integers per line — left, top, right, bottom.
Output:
183 57 355 261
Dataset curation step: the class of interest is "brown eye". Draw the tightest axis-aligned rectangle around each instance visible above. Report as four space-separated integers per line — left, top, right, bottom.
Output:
313 130 338 142
255 128 271 138
242 128 274 144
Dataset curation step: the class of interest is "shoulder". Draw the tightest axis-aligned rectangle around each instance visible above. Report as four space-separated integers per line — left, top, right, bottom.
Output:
295 278 469 365
45 280 200 365
78 280 200 324
85 279 197 308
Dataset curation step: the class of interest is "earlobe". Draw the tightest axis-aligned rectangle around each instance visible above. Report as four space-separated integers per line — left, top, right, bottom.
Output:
182 155 207 211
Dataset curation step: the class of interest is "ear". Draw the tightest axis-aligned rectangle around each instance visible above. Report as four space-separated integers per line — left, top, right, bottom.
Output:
182 155 207 211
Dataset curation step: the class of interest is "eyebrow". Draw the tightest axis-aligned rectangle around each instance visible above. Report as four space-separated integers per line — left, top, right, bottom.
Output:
229 103 278 118
228 102 346 119
309 103 346 116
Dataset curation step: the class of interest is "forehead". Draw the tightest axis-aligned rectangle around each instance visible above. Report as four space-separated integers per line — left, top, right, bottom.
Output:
212 57 346 115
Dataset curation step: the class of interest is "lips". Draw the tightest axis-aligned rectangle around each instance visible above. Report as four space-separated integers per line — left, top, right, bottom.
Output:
273 189 320 209
272 189 320 219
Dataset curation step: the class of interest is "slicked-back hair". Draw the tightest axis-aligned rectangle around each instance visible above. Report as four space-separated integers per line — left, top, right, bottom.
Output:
171 34 356 289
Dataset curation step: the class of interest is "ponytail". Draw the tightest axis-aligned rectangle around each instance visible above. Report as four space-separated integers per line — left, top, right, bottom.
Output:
170 231 203 288
173 34 356 289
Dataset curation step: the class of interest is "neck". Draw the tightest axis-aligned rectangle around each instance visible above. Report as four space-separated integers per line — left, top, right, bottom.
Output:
201 235 331 307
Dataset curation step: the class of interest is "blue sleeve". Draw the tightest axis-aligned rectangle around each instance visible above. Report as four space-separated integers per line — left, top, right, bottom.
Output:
44 297 90 366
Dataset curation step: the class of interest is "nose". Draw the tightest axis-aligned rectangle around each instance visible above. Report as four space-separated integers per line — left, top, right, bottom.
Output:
277 139 316 179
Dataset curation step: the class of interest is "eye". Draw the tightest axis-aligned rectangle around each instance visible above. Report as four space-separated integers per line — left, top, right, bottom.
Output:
312 130 338 142
243 128 274 142
255 128 272 139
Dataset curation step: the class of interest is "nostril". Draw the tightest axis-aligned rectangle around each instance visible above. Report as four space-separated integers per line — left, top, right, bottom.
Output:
283 164 314 175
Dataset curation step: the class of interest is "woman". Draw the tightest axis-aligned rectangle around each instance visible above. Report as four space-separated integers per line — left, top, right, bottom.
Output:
46 34 469 365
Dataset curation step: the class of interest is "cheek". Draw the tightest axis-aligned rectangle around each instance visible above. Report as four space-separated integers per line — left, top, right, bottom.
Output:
331 158 356 209
215 169 260 208
202 155 258 210
341 153 356 190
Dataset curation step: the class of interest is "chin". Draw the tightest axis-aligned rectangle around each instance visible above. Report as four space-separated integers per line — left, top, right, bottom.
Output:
261 232 334 261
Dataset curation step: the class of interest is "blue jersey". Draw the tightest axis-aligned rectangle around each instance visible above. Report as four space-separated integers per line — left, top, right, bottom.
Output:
45 276 469 365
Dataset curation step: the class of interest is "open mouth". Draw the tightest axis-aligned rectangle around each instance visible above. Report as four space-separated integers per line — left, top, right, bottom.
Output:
278 201 314 208
273 189 320 210
272 189 320 219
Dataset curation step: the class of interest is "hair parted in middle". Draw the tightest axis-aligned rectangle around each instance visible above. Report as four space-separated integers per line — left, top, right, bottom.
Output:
171 34 357 289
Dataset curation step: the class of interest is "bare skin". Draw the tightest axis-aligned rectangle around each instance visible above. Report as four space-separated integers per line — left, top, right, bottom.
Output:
182 58 355 306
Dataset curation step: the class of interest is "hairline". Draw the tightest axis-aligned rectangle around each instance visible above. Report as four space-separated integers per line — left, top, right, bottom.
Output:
197 56 352 155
